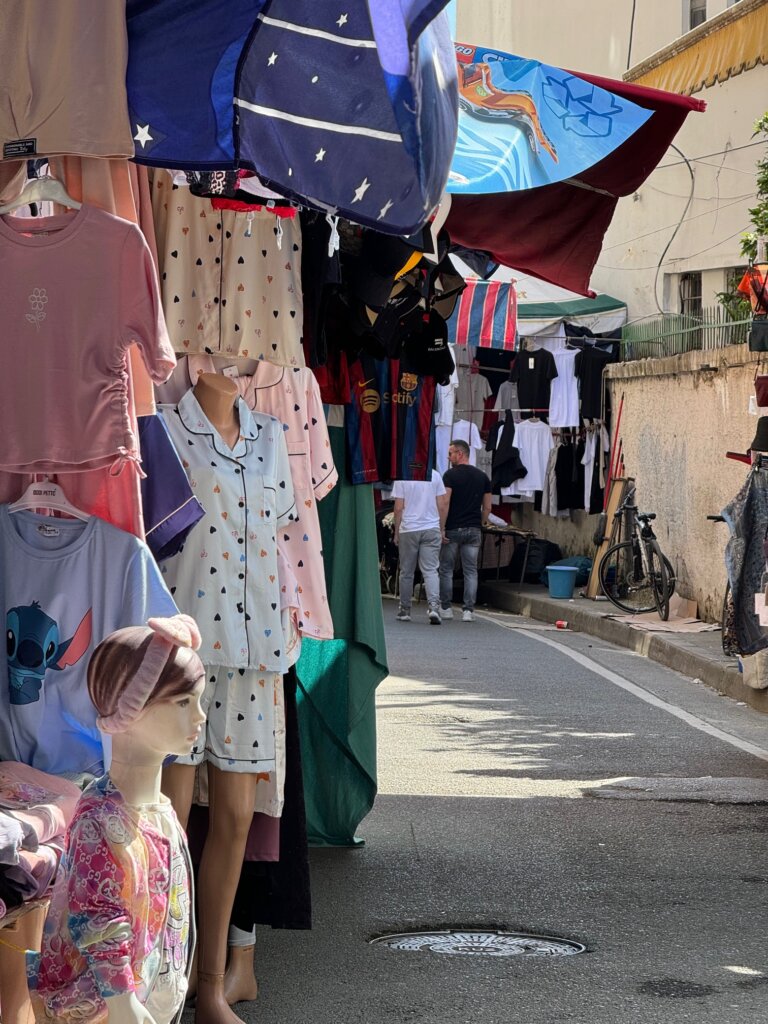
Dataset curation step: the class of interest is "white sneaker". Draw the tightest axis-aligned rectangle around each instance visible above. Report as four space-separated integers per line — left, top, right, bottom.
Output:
440 606 454 620
428 608 442 625
462 609 474 622
396 608 411 622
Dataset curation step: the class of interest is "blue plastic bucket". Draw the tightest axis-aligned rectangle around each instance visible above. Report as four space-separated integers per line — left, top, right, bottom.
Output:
547 565 579 599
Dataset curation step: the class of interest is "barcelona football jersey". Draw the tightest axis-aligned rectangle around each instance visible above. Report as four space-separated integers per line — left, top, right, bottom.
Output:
346 355 436 485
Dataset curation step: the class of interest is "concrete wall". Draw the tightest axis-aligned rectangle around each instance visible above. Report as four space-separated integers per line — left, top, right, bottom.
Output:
604 345 759 621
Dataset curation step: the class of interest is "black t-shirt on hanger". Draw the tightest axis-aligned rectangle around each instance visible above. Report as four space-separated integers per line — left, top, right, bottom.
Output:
574 346 612 419
510 348 557 418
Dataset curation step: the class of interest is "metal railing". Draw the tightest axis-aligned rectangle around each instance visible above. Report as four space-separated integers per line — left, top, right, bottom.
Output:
620 306 751 362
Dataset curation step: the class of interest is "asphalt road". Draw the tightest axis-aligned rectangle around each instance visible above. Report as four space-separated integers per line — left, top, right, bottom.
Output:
192 604 768 1024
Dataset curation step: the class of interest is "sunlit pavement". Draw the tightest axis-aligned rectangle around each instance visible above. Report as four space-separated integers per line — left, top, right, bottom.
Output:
192 604 768 1024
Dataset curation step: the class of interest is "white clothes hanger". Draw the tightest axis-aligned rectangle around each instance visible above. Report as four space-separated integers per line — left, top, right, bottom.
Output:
9 478 90 522
0 174 82 215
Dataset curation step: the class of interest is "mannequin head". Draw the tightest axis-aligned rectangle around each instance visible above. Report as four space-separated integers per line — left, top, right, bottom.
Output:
88 617 206 758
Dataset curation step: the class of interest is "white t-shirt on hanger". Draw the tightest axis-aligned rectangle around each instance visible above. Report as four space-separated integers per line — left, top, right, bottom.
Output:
434 418 483 474
502 419 553 497
549 348 580 428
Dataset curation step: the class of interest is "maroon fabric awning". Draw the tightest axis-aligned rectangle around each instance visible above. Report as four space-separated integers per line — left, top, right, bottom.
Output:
446 74 706 297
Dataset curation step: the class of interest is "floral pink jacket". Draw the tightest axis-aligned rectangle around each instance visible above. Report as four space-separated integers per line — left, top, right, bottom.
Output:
28 775 190 1023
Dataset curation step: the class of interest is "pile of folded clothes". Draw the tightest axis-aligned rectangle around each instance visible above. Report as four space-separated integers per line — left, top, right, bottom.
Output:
0 763 80 918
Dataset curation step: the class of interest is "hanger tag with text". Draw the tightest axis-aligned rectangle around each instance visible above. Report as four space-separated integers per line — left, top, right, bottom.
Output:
4 139 36 159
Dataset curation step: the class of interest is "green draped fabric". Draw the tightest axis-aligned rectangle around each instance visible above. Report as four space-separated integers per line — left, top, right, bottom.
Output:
296 426 388 846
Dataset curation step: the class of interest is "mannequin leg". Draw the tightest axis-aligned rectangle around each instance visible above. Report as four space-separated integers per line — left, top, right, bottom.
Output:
0 905 45 1024
195 767 260 1024
224 927 258 1005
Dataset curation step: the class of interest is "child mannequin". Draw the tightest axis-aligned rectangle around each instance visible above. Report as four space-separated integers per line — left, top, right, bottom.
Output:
28 616 206 1024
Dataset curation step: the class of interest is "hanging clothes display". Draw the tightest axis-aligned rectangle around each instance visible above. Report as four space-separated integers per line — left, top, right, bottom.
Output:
511 347 557 419
159 390 297 671
723 463 768 657
0 1 133 161
435 418 483 474
494 378 521 423
137 414 206 561
236 363 338 640
549 349 580 429
0 506 177 775
486 418 527 494
296 427 387 846
502 419 554 499
575 345 612 419
345 354 437 484
0 204 174 473
150 172 305 364
454 364 492 429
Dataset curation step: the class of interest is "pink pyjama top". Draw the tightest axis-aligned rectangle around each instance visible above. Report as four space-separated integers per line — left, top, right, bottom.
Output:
0 204 175 473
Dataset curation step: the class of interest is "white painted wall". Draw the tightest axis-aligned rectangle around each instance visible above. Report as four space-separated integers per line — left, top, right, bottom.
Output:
591 67 764 319
456 0 682 78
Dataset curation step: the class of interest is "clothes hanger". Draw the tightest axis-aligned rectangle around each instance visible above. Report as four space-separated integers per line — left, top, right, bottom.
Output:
9 477 90 522
0 174 82 215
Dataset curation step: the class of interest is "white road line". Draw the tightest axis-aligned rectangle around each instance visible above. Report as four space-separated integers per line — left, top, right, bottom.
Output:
477 613 768 763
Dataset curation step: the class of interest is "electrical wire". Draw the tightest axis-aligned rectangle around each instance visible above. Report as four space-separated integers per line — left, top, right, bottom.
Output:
656 139 767 169
626 0 637 71
596 224 750 272
655 144 696 311
646 185 754 201
600 192 754 251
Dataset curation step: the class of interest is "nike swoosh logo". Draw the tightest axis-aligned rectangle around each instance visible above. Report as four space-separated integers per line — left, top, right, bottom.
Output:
358 379 374 388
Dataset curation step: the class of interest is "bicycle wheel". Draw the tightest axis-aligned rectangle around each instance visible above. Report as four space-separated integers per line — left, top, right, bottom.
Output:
648 539 670 621
598 541 658 614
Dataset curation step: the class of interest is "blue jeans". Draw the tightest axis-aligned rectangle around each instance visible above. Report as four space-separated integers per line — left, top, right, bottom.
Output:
439 527 482 611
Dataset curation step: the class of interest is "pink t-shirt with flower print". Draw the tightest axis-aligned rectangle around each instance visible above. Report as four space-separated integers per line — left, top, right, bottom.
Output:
0 204 175 473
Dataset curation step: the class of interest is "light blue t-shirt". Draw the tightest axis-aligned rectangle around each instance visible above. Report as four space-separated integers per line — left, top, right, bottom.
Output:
0 507 178 775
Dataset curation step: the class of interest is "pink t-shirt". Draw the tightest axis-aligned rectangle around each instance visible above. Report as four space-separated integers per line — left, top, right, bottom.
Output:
0 205 175 472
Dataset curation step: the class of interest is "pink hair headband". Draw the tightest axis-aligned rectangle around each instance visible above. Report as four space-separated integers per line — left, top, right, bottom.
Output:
97 615 202 734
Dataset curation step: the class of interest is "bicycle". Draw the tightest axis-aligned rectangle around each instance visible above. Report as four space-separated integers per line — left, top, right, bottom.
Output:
598 484 674 620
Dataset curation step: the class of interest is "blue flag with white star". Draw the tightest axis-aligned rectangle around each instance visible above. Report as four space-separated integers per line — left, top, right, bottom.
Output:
449 44 652 194
235 0 458 234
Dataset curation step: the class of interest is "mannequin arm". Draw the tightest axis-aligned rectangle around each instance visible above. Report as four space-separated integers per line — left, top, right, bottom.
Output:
105 991 159 1024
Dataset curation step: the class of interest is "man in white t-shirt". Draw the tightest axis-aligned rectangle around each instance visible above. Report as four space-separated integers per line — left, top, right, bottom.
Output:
392 471 449 624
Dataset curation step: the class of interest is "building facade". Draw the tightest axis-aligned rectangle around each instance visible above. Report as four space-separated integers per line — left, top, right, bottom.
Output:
455 0 767 322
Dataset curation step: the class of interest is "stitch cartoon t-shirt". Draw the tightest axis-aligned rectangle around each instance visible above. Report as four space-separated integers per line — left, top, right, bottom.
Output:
0 507 178 774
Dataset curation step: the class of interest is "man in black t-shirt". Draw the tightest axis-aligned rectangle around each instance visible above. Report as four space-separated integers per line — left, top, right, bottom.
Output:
439 440 492 622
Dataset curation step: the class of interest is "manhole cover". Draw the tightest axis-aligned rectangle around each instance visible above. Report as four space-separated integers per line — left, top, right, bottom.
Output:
370 930 585 957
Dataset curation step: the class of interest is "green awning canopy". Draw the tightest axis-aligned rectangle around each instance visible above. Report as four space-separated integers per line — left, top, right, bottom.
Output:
517 292 626 336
